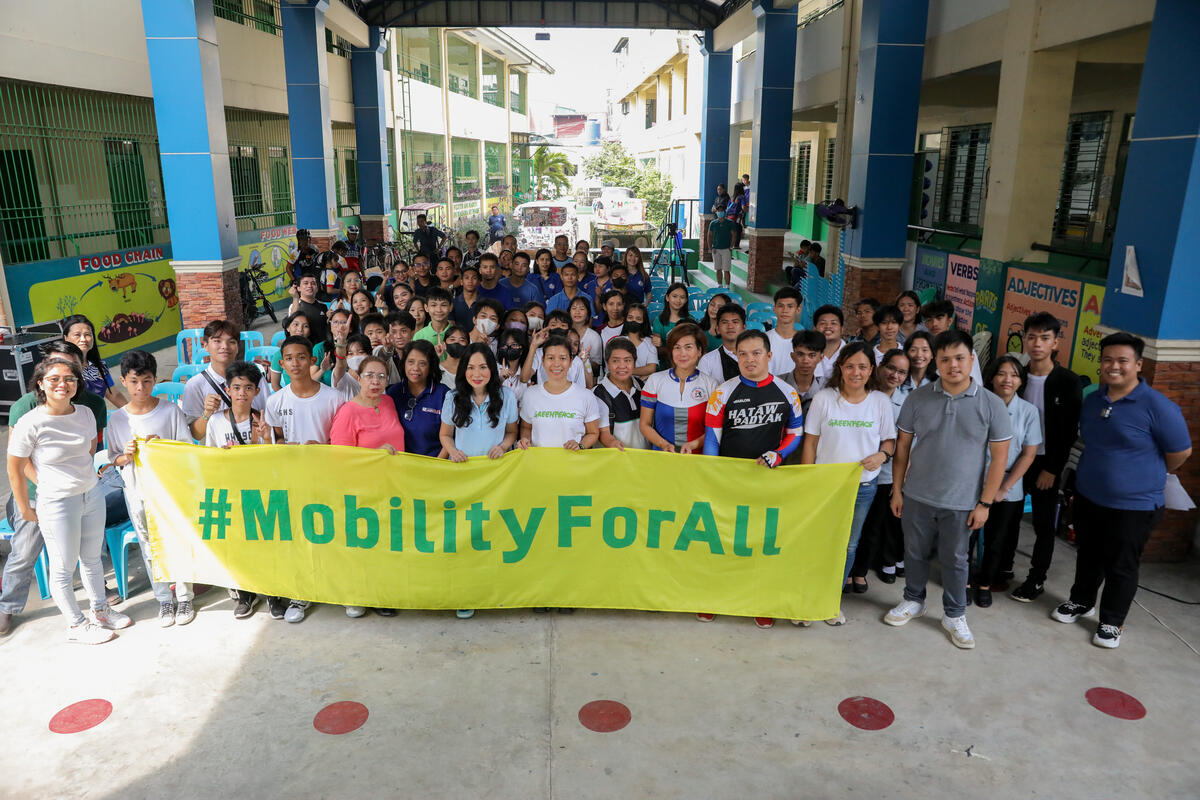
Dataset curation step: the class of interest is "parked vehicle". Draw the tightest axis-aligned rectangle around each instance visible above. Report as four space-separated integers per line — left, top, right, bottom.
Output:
513 201 578 251
591 186 656 248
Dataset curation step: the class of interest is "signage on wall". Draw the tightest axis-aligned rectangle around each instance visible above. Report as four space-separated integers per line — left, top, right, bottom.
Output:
913 247 947 296
1070 283 1106 384
944 253 980 330
997 267 1083 360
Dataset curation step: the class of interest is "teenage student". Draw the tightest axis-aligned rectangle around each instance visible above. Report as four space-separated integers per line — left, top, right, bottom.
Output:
413 288 455 354
812 305 847 384
779 330 828 417
183 319 270 440
896 291 923 342
852 298 880 345
766 287 802 376
621 303 659 378
872 305 903 364
920 299 983 386
651 283 693 361
699 303 746 381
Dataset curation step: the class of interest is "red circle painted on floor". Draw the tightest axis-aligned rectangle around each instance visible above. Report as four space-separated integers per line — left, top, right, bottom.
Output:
49 699 113 734
578 700 631 732
313 701 369 734
837 696 895 731
1086 687 1146 720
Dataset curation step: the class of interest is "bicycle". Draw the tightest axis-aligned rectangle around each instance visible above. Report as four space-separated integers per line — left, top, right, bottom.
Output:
239 262 278 326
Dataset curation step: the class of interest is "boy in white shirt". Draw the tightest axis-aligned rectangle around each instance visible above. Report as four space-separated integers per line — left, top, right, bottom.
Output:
265 336 346 623
182 319 270 441
106 350 194 627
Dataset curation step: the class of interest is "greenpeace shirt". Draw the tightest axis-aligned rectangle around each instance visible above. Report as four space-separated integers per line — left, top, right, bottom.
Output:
703 375 803 460
803 388 897 482
519 382 600 448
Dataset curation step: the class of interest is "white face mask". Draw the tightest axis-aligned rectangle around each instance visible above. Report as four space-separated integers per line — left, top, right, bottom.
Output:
476 317 498 336
527 315 544 331
347 354 367 372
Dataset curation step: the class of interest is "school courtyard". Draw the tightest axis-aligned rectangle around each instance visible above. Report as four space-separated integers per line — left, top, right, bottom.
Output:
1 504 1197 799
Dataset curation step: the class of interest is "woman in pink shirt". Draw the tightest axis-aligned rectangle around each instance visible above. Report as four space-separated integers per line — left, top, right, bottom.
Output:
330 356 406 453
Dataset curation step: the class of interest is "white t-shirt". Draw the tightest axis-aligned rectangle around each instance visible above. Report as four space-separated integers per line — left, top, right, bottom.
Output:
181 365 269 421
803 388 898 482
205 410 276 448
1024 373 1048 456
599 323 625 353
698 346 738 382
814 340 846 384
265 382 345 444
766 327 796 376
7 405 98 500
501 370 528 404
632 337 658 369
578 327 603 367
530 348 588 387
519 382 600 447
106 400 191 493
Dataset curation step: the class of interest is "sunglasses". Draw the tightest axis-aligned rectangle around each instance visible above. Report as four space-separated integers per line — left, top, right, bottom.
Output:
403 396 417 422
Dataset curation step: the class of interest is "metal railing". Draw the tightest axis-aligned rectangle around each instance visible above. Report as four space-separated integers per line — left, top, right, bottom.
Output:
214 0 282 35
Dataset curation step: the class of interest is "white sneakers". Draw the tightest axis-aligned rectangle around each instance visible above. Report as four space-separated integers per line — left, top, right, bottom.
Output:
67 621 115 645
883 600 925 626
345 606 367 618
941 615 975 649
92 604 133 630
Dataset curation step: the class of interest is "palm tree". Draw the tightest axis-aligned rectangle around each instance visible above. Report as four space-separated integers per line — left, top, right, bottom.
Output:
531 145 572 200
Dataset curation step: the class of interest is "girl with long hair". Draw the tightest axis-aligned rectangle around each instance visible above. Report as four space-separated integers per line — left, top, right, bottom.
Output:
61 315 126 408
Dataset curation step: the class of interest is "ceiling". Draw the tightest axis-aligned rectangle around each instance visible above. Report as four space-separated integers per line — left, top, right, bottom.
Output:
357 0 733 30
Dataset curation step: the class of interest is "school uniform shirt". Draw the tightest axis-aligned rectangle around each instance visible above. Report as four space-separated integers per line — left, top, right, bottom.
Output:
702 375 804 461
803 388 897 482
499 276 544 309
265 382 345 444
441 386 519 457
641 368 720 450
106 400 191 495
532 271 563 300
386 381 449 457
330 395 406 451
814 340 846 384
182 365 269 422
593 377 647 450
545 290 594 317
766 328 796 376
7 405 99 500
631 337 658 370
477 283 509 308
529 348 589 388
986 394 1043 502
578 327 603 368
452 294 479 330
623 271 647 303
599 323 626 353
519 382 601 448
876 388 907 485
699 345 740 382
205 410 275 448
778 371 826 419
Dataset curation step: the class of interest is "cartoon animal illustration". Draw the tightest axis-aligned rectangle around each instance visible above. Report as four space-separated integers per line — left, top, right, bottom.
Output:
158 277 178 309
105 272 138 301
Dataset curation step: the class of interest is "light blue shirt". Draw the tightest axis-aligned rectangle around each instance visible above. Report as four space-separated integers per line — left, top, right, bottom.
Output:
989 393 1043 502
440 386 518 457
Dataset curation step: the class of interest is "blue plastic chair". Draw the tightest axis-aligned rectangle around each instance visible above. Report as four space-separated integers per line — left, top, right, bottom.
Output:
103 522 141 601
702 287 732 303
152 381 186 405
245 345 280 364
746 320 767 332
241 330 264 349
271 330 287 348
647 302 664 317
176 329 204 365
749 310 778 327
172 363 205 383
746 301 773 315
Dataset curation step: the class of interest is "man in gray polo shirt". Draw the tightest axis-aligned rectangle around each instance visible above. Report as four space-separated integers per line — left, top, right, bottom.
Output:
884 329 1011 649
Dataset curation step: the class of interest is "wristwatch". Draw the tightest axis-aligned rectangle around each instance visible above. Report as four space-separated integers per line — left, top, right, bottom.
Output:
977 500 993 509
880 450 892 463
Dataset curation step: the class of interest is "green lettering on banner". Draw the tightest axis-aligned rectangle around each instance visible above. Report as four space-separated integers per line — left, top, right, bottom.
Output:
762 507 781 556
466 501 491 551
344 495 379 549
241 489 292 541
601 506 638 548
499 507 545 563
414 499 433 553
673 502 724 555
443 500 457 553
389 498 403 551
558 496 591 547
646 509 675 549
302 503 335 544
733 505 752 557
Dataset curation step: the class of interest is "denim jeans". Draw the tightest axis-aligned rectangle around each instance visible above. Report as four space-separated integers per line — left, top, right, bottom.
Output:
37 485 107 626
843 479 878 582
0 494 43 615
900 495 972 618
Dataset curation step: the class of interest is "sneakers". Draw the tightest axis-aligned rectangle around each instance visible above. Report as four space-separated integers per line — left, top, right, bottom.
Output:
1010 580 1044 603
696 613 715 622
1094 623 1122 649
456 609 475 619
1051 601 1096 624
975 588 993 608
790 619 813 627
754 617 774 629
67 620 116 645
883 600 926 626
92 604 133 630
344 606 366 618
267 596 287 620
824 612 846 626
942 615 975 649
284 600 309 623
159 602 176 628
234 595 259 619
175 600 196 626
373 608 397 617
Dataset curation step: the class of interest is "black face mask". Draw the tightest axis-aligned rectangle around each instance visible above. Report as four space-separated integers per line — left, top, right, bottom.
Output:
611 276 628 290
445 342 466 359
623 319 648 337
500 345 523 362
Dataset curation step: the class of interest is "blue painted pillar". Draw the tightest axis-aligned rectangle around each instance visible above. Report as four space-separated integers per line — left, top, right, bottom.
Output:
351 26 391 242
745 0 797 292
842 0 928 263
698 30 732 260
281 0 337 243
141 0 242 328
1103 0 1200 342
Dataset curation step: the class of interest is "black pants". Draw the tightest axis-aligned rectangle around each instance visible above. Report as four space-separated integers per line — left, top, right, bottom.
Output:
1013 455 1060 582
1068 493 1163 627
850 483 902 578
975 500 1024 587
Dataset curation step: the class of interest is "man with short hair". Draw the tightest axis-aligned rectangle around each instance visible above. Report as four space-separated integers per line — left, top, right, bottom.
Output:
288 272 328 342
476 253 509 306
780 329 827 417
500 251 542 310
411 213 446 263
921 299 984 386
767 287 802 376
410 254 435 298
708 213 736 288
786 240 811 286
487 205 506 244
852 298 881 344
545 262 594 316
462 230 483 269
1050 332 1190 649
552 234 572 269
885 329 1012 649
811 304 846 384
182 319 270 440
1009 311 1083 603
806 242 825 278
699 303 746 381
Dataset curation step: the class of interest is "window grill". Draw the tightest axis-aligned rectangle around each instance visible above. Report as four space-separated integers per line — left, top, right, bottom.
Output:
1053 111 1111 243
934 124 990 231
791 141 811 205
823 138 836 201
225 108 294 231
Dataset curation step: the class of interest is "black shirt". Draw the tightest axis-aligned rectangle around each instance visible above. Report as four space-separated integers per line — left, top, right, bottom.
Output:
296 299 328 342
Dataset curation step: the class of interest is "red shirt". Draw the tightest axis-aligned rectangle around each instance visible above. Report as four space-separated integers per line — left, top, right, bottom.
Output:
330 395 406 451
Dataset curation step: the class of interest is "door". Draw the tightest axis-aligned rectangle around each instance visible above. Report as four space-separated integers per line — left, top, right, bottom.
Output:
104 139 153 249
0 148 50 263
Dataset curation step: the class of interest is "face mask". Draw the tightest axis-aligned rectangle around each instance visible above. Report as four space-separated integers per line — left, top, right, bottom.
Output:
527 316 544 331
611 276 627 290
476 318 498 336
500 345 524 362
504 321 528 331
445 342 467 359
623 319 648 337
347 354 367 372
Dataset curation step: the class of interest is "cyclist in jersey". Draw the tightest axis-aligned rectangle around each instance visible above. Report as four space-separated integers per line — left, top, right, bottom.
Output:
639 323 718 453
699 329 804 629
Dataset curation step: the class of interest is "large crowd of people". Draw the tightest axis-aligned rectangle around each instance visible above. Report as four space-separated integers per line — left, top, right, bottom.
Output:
1 232 1190 653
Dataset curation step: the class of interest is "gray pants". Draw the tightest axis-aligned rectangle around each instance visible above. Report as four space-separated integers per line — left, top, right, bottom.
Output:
38 485 107 626
0 494 43 615
124 488 192 604
900 495 971 618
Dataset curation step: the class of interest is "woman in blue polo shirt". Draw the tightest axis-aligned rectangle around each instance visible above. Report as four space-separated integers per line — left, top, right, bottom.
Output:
384 339 448 457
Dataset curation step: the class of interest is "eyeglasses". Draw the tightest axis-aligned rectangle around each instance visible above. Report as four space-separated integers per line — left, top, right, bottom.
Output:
361 372 388 381
43 376 78 384
403 396 417 422
883 365 909 376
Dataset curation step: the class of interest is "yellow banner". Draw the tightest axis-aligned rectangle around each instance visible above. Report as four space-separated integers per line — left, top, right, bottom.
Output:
140 442 862 620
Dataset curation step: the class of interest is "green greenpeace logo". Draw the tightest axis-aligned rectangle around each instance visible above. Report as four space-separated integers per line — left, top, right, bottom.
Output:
203 490 784 564
827 419 874 428
533 410 578 419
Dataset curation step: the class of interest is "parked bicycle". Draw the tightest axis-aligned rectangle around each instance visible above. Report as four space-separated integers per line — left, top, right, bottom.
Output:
239 262 278 326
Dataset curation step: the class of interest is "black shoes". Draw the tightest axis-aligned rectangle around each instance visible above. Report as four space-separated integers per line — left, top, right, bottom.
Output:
1010 580 1045 603
975 587 993 608
267 596 287 620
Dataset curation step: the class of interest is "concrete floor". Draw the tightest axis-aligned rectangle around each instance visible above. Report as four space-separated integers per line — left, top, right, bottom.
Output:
2 520 1199 799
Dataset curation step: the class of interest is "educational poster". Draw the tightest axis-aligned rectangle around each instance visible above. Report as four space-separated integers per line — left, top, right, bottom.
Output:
971 257 1006 351
237 226 297 304
913 247 948 297
944 253 980 330
1070 282 1106 384
997 267 1083 359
